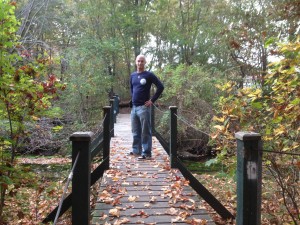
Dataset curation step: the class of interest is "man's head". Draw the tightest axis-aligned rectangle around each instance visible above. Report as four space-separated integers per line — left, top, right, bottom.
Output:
136 55 146 73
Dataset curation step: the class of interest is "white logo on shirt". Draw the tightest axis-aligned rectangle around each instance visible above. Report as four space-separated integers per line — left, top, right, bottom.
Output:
140 78 146 85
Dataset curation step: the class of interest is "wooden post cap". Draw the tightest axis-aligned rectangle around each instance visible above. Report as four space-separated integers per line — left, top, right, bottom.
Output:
70 132 94 141
235 131 261 141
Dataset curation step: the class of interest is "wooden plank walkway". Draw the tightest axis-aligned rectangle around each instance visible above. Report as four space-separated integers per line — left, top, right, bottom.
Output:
92 114 215 225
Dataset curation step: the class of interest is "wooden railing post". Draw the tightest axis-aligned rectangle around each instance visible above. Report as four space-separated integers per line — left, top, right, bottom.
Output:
113 95 119 119
169 106 177 168
103 106 111 170
70 132 93 225
151 105 156 135
109 99 115 137
235 131 262 225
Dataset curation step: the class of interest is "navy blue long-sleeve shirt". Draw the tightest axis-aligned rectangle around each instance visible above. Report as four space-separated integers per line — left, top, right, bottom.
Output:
130 71 164 106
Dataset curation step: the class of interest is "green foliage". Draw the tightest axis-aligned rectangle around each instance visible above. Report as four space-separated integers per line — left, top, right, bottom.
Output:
212 36 300 155
0 0 65 218
212 37 300 223
155 64 226 149
264 37 300 150
159 64 224 132
160 64 223 108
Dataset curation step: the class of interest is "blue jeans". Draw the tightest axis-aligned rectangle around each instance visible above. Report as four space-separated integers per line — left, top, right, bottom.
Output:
131 105 152 157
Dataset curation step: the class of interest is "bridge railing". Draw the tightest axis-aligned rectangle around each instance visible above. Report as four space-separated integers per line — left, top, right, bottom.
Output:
152 105 266 225
43 96 119 225
151 105 235 220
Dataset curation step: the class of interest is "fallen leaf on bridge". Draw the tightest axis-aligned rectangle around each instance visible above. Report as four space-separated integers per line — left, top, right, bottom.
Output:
131 210 149 218
99 213 108 220
109 208 120 217
112 196 123 206
149 196 157 203
128 195 139 202
165 207 178 215
185 218 207 225
112 217 130 225
144 203 151 208
179 203 196 210
179 211 192 219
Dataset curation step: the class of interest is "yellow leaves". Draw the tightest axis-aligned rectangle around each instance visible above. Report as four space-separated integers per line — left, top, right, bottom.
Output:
31 115 39 121
247 88 262 100
291 143 300 150
213 125 225 132
215 81 236 92
274 125 287 137
213 39 300 158
212 116 225 123
52 125 63 132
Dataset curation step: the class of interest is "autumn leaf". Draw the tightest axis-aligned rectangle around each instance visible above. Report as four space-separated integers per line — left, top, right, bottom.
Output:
112 196 123 206
109 208 120 217
185 218 207 225
165 207 178 215
212 116 225 123
144 203 151 208
149 196 157 203
113 218 130 225
128 195 139 202
214 125 225 131
99 213 108 220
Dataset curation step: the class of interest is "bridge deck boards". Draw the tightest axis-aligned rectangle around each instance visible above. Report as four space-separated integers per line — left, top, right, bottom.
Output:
91 114 215 225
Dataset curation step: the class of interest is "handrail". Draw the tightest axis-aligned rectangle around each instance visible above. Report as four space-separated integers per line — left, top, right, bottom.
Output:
152 104 267 224
42 96 118 224
151 105 235 220
53 151 80 225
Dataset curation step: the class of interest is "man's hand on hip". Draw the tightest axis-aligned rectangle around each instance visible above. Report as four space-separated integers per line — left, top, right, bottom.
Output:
144 100 153 107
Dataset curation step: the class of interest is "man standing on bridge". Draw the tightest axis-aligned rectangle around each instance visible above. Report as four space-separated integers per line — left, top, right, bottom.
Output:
129 54 164 160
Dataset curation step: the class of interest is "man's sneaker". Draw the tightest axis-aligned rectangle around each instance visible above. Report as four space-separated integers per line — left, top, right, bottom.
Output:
137 155 151 160
128 152 140 156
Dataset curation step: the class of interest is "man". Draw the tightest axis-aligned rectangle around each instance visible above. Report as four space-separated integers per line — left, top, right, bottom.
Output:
130 54 164 160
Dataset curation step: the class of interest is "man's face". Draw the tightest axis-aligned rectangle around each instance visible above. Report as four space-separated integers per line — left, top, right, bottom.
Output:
136 56 146 71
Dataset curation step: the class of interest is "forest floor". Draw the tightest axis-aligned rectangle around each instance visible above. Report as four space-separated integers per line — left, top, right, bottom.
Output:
1 156 295 225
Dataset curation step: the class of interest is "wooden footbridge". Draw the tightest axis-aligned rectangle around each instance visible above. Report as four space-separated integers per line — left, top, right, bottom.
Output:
91 113 215 224
43 97 263 225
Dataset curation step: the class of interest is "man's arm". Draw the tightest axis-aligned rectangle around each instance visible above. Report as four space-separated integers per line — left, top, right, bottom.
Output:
150 75 164 103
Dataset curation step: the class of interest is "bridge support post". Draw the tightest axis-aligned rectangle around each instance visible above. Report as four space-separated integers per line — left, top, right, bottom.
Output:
235 132 262 225
169 106 177 168
70 132 93 225
109 99 115 137
103 106 111 170
113 95 119 123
